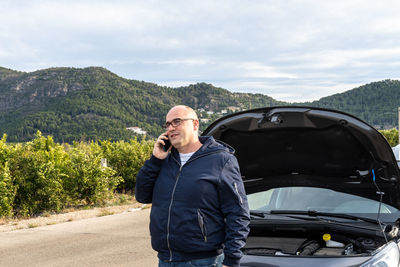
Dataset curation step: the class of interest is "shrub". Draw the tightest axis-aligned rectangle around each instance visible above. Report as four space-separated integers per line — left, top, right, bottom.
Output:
0 134 15 217
0 162 15 217
0 131 150 218
66 141 122 205
100 138 153 192
379 128 399 147
9 131 69 216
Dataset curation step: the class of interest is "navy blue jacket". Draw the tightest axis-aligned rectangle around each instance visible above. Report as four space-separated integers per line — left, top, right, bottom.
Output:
135 136 250 267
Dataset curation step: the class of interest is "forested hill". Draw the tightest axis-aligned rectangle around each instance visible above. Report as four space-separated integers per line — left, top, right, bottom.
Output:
0 66 283 142
0 66 399 143
300 79 400 128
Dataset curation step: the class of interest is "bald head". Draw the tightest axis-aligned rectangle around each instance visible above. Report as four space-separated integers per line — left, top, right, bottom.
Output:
166 105 199 121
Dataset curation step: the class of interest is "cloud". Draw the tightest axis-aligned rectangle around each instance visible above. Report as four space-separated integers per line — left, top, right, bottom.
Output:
1 0 400 101
225 80 363 103
236 62 298 79
281 48 400 69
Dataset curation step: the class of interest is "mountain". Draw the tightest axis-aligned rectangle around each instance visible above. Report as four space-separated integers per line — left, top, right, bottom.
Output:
299 79 400 128
0 66 283 142
0 66 399 143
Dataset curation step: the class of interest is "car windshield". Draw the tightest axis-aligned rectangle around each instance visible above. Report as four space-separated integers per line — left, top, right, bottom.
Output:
247 186 400 221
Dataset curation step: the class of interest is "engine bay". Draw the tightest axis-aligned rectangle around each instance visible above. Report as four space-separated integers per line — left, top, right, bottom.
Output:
244 236 381 256
243 223 399 257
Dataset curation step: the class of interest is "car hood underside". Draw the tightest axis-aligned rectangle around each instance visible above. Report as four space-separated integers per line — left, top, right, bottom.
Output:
202 106 400 209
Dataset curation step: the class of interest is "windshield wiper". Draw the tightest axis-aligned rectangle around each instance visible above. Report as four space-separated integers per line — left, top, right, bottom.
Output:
269 210 379 225
250 210 266 218
250 210 322 221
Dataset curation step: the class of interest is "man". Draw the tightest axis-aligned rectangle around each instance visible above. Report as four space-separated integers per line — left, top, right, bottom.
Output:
135 105 250 267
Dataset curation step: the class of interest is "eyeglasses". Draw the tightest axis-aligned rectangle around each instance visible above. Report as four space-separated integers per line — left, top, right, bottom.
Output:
163 118 195 129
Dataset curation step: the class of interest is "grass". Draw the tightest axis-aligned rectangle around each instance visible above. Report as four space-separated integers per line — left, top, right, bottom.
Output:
6 193 136 220
97 209 115 217
41 211 51 217
67 193 136 211
0 193 141 232
28 223 39 228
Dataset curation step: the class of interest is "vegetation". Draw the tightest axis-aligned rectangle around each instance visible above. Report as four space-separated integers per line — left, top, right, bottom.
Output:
0 66 281 142
1 66 399 143
379 128 399 147
2 66 399 219
0 132 153 218
300 79 400 129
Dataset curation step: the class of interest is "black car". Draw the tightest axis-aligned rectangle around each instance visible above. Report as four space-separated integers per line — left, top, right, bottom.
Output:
203 106 400 267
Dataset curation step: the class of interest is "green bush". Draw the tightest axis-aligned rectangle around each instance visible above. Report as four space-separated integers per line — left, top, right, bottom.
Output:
379 128 399 147
0 131 153 218
100 138 153 192
0 134 15 217
9 131 69 216
66 141 122 205
0 162 15 217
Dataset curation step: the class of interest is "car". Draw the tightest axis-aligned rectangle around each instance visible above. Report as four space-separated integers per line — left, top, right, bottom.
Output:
202 106 400 267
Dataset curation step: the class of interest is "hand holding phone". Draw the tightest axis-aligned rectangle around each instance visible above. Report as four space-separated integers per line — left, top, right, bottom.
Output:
162 138 171 152
153 133 171 160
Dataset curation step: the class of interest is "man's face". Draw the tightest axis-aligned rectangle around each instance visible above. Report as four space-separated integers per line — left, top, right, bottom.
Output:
165 107 198 150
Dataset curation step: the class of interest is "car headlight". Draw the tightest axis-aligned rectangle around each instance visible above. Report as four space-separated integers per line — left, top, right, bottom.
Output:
361 241 400 267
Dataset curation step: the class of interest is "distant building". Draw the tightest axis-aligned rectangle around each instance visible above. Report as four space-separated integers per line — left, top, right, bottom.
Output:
126 126 147 135
220 109 227 114
200 118 210 123
206 111 214 115
227 106 241 112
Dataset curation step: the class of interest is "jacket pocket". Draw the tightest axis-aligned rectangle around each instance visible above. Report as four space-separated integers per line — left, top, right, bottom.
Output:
197 209 208 242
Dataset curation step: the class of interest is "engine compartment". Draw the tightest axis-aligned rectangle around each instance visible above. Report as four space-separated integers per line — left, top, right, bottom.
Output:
244 236 380 256
243 223 398 257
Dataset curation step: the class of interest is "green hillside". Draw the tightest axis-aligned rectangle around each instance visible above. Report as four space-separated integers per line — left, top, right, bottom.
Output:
0 66 399 143
301 79 400 128
0 67 283 142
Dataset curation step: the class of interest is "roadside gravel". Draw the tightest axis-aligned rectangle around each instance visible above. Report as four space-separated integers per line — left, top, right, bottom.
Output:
0 202 148 232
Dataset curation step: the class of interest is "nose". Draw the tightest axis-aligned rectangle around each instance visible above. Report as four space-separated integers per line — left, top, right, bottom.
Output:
165 126 175 134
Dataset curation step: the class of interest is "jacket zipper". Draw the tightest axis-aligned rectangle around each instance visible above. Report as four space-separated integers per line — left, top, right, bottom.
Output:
166 164 182 261
234 182 243 204
166 149 226 261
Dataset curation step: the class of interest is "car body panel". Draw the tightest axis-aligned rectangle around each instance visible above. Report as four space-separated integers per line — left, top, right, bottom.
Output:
240 254 371 267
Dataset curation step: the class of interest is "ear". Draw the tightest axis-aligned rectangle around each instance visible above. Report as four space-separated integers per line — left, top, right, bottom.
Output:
193 119 199 131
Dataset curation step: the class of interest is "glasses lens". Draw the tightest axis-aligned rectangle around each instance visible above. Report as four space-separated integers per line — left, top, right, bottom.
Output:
164 118 182 128
171 118 182 127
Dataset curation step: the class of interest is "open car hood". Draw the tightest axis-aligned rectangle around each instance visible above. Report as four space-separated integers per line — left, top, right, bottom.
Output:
202 106 400 209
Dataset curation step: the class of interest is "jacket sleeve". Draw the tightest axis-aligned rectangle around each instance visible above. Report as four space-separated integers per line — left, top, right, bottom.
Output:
134 155 164 203
218 156 250 267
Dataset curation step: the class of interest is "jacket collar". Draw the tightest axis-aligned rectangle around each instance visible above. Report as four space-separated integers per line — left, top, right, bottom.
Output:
170 136 234 163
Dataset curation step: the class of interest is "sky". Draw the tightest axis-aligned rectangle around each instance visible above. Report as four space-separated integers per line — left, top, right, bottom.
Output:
1 0 400 102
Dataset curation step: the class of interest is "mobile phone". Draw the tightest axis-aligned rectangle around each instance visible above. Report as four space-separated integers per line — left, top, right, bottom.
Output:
162 138 171 152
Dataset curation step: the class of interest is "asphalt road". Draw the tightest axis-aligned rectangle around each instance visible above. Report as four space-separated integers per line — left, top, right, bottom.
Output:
0 209 157 267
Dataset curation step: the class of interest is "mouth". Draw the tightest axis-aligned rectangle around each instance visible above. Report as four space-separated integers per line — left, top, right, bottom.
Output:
169 133 179 139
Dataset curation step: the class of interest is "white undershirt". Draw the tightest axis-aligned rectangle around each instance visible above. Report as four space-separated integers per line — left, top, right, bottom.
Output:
179 152 195 166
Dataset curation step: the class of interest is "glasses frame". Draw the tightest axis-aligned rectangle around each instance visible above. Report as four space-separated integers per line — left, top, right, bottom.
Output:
163 118 196 129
